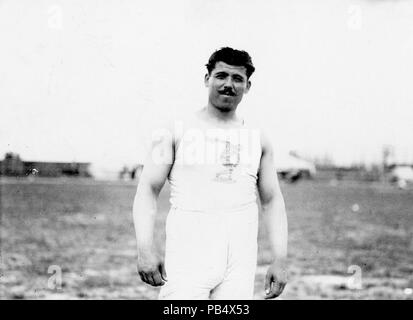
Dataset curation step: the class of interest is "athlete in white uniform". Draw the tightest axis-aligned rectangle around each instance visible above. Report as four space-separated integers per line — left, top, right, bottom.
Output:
133 47 288 300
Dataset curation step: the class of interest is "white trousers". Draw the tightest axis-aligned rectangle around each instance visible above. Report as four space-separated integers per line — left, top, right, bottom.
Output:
159 204 258 300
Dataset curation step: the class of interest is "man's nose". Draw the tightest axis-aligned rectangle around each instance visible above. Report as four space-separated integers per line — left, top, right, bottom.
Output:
223 77 234 89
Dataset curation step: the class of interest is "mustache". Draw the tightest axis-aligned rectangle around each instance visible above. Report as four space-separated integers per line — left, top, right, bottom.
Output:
218 88 236 96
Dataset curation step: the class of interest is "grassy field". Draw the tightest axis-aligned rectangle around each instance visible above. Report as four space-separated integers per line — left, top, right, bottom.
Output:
1 177 412 299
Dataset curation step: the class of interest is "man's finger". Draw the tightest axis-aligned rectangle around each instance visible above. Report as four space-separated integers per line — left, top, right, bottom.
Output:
264 272 273 295
265 282 280 299
159 262 168 282
151 271 165 287
148 273 158 286
148 271 160 286
139 271 149 284
265 281 286 299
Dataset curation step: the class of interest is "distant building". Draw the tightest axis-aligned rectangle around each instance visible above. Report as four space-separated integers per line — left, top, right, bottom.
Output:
0 153 92 177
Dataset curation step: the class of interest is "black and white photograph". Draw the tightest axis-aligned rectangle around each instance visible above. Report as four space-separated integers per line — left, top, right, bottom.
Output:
1 0 412 302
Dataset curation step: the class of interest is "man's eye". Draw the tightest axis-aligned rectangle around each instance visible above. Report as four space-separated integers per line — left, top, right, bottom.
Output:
233 77 244 82
215 74 226 79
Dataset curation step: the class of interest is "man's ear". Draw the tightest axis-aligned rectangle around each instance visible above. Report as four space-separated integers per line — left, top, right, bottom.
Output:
245 80 251 93
204 73 210 87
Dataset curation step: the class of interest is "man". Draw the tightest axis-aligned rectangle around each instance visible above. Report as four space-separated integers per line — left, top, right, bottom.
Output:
133 47 288 300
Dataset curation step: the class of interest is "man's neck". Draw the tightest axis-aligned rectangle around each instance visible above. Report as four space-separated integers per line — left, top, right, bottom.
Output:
200 104 242 126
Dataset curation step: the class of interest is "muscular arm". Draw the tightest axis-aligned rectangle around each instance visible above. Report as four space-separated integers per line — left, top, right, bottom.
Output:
133 125 174 286
257 130 288 299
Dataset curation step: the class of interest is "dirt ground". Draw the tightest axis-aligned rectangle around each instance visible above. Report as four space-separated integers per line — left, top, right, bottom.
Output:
1 177 412 300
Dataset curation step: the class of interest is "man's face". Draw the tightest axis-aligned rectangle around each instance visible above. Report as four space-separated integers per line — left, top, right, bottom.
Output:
205 61 251 112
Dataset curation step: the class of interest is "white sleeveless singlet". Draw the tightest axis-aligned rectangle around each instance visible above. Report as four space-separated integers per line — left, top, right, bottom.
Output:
167 113 262 213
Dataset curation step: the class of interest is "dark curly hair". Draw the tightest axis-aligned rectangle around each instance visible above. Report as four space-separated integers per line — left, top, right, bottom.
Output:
206 47 255 79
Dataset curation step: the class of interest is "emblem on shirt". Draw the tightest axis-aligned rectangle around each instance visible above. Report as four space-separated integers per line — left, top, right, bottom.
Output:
215 140 241 183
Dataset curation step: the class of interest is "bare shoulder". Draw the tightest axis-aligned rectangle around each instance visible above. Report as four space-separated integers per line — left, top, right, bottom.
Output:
151 112 193 141
150 112 202 153
259 127 274 157
150 118 175 146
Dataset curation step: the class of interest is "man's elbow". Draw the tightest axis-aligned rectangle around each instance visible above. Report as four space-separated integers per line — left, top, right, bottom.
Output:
136 179 161 199
133 182 158 215
260 192 286 213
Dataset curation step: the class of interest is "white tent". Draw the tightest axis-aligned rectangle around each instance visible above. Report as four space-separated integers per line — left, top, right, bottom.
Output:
390 166 413 182
275 154 316 177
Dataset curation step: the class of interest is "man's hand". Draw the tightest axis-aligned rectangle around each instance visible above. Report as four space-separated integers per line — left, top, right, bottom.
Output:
264 260 288 299
137 252 167 287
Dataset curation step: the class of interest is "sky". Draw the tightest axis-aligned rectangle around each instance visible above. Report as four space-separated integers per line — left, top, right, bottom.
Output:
1 0 413 177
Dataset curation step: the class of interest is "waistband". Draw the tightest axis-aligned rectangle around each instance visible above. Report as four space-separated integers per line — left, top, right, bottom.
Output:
169 201 258 215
